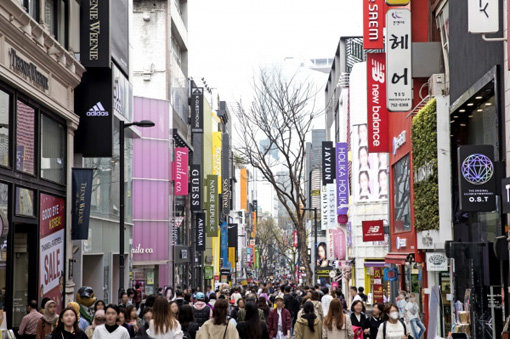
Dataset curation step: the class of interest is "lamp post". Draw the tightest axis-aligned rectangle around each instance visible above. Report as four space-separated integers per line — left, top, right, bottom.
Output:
119 119 155 295
302 207 318 284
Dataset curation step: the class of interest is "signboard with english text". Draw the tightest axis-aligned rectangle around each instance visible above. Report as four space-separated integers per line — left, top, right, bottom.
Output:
367 53 389 152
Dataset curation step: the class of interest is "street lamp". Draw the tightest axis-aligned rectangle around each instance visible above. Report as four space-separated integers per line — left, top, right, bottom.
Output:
302 207 318 284
119 119 155 295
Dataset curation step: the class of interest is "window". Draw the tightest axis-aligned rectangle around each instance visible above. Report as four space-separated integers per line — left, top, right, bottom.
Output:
0 91 9 168
15 187 34 216
21 0 39 21
16 100 35 175
44 0 67 47
41 115 65 184
393 155 411 232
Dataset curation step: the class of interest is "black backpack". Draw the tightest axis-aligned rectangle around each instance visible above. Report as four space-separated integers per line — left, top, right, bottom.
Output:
383 319 413 339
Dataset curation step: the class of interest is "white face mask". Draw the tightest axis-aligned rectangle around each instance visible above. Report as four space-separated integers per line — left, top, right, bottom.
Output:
390 311 399 320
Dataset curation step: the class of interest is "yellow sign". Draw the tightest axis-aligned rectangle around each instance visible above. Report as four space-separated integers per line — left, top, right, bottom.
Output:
386 0 410 4
212 132 222 194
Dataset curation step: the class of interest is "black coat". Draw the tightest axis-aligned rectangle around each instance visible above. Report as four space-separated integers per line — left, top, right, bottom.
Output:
350 313 369 339
236 321 269 339
368 316 383 339
283 294 299 319
181 322 199 339
50 330 88 339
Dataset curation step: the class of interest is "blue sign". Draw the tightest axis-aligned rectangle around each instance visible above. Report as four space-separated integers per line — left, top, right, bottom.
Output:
220 222 228 267
384 267 399 281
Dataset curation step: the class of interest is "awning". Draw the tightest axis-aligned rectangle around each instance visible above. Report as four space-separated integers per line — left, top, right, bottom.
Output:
364 261 386 267
385 252 415 265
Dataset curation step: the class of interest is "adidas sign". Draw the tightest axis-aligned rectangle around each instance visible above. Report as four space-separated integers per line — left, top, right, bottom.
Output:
86 102 109 117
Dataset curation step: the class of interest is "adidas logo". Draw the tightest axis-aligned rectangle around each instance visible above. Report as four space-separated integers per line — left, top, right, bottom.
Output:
86 102 109 117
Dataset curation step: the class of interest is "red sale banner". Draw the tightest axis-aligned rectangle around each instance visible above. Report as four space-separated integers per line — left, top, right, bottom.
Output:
39 193 65 313
363 0 385 49
362 220 385 242
367 53 389 153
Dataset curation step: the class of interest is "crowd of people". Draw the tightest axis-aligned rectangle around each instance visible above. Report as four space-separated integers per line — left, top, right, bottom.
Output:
17 283 426 339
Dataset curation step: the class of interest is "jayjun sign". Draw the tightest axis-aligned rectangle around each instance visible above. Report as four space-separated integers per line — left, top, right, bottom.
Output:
322 141 335 185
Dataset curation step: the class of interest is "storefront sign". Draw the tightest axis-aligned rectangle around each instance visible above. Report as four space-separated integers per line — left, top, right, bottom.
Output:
326 183 337 229
468 0 498 33
221 134 231 217
173 148 188 196
293 230 298 248
458 145 496 212
220 222 229 267
321 186 328 230
373 284 384 303
112 65 132 121
384 267 398 281
396 236 407 249
190 164 202 211
502 178 510 213
392 130 406 155
212 132 222 193
71 168 93 240
336 143 349 215
39 194 65 313
386 0 410 4
386 9 412 112
228 223 238 249
131 244 154 254
362 220 385 242
80 0 110 67
363 0 385 49
196 213 206 252
367 53 388 152
426 252 448 271
191 87 204 133
206 175 218 236
322 142 335 184
9 49 49 91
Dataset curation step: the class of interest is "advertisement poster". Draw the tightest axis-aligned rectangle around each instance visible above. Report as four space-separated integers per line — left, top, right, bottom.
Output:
351 123 389 202
39 193 65 313
331 228 346 260
317 242 329 268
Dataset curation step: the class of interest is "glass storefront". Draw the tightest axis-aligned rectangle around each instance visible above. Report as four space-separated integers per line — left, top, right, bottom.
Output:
393 155 411 232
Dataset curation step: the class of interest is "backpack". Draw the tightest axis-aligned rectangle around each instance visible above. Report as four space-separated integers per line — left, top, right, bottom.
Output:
383 319 413 339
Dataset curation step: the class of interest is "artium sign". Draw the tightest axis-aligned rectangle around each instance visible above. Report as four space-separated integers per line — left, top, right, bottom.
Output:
367 53 388 152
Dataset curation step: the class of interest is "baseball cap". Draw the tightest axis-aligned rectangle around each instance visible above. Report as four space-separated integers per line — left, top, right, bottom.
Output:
195 292 205 300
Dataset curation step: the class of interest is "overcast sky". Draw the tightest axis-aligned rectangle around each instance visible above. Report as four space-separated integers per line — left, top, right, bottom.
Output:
188 0 363 103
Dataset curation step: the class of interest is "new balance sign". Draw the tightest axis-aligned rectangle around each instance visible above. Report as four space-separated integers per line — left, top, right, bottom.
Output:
86 102 109 117
362 220 384 242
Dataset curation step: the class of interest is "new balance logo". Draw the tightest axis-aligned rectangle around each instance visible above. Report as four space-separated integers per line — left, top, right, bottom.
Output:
86 102 109 117
367 226 380 234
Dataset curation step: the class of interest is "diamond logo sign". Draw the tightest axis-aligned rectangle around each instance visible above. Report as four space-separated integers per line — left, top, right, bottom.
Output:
461 153 494 185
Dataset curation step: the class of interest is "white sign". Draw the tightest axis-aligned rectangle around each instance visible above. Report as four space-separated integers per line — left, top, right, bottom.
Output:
426 252 448 271
468 0 499 33
396 236 407 249
321 186 328 230
40 229 64 294
386 9 412 112
392 130 406 155
131 244 154 254
326 183 337 229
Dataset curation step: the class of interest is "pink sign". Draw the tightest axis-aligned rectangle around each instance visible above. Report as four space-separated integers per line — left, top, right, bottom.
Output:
173 147 189 195
332 228 346 260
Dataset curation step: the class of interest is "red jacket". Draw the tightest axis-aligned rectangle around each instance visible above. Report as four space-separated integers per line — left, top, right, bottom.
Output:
267 307 291 338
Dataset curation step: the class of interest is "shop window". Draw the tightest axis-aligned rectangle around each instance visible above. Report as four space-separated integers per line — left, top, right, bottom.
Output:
0 91 9 168
0 183 8 315
41 115 66 184
16 100 35 175
15 187 34 217
44 0 67 47
393 155 411 232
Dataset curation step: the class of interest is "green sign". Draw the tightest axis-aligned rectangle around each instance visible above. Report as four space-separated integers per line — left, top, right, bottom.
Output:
206 175 218 236
204 266 213 280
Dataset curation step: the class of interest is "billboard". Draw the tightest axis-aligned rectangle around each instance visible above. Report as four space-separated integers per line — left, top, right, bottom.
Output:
351 124 389 202
363 0 385 49
367 53 389 152
336 143 349 215
173 148 189 196
322 142 335 184
80 0 110 68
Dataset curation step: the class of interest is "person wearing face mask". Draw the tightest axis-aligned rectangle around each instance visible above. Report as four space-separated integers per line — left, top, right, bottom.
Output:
404 294 424 339
376 305 409 339
368 303 384 339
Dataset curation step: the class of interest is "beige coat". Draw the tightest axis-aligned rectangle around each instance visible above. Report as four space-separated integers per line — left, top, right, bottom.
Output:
196 319 239 339
293 317 322 339
322 315 354 339
297 300 324 323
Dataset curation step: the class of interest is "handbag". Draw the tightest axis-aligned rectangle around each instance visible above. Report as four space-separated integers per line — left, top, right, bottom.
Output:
223 323 228 339
352 325 363 339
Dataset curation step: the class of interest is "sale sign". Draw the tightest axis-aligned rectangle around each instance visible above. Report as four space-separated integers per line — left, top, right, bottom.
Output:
363 0 385 49
362 220 385 242
39 193 65 313
367 53 388 153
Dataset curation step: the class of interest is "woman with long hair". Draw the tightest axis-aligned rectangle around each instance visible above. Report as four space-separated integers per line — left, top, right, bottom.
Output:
36 300 59 339
235 302 268 339
177 305 199 339
368 303 384 339
49 307 88 339
376 304 409 339
117 309 134 338
323 299 354 339
92 305 130 339
350 300 369 339
293 301 322 339
196 299 239 339
126 305 141 333
85 310 105 339
169 301 179 320
146 296 183 339
94 301 106 314
256 297 269 320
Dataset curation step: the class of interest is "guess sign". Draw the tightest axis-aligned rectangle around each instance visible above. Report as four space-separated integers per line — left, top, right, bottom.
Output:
362 220 384 242
363 0 385 49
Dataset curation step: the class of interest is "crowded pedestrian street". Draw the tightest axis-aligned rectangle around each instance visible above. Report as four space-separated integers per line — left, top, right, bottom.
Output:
1 0 509 338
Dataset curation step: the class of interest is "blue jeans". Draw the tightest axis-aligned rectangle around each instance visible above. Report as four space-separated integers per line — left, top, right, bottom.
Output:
410 318 426 338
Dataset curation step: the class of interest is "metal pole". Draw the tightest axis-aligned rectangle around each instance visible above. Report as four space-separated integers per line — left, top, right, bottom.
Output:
314 207 317 284
119 120 125 295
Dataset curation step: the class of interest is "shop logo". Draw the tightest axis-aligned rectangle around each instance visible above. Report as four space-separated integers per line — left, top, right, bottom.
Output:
461 153 494 185
367 225 380 234
428 253 446 266
86 102 109 117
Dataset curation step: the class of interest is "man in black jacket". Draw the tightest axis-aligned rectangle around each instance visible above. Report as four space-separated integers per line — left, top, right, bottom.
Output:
283 286 299 330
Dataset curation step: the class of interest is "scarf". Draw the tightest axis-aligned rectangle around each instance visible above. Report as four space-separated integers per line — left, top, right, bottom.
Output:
42 301 59 328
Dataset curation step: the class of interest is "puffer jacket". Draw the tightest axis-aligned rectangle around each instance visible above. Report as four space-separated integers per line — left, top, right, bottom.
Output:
193 302 212 327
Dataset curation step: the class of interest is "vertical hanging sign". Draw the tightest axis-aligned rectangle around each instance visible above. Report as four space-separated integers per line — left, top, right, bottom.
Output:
386 9 412 112
173 148 189 195
468 0 499 33
336 143 349 215
322 141 335 184
363 0 385 49
321 186 328 231
191 87 204 133
190 164 202 211
196 212 206 252
206 175 219 236
367 53 389 152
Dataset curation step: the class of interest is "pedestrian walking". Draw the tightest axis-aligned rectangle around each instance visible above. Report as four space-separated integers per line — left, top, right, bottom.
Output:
196 299 239 339
350 300 369 339
396 292 407 321
321 287 333 317
19 300 43 339
118 309 135 337
94 301 106 315
126 305 142 333
311 291 324 323
49 307 88 339
146 296 183 339
177 305 199 339
169 301 180 320
136 308 152 337
119 293 129 309
349 288 362 309
92 305 130 339
405 293 425 339
68 302 90 332
257 297 270 320
323 299 354 339
368 303 384 339
36 300 59 339
236 302 269 339
85 310 105 339
267 294 291 339
293 301 322 339
230 298 244 322
376 304 409 339
192 292 211 327
357 288 368 303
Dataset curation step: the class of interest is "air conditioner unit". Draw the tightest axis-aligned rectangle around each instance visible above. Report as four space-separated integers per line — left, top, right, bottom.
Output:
428 73 445 97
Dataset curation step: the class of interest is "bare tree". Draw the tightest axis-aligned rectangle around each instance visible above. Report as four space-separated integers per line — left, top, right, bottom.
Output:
234 68 319 285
